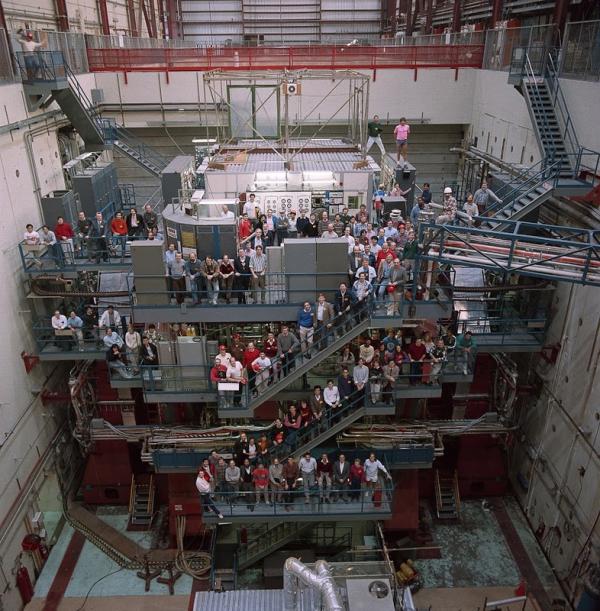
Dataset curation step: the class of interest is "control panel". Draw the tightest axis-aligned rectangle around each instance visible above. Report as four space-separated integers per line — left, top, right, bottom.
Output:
246 191 312 216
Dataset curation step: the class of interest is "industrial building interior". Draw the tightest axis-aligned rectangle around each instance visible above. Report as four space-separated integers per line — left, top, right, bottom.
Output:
0 1 599 610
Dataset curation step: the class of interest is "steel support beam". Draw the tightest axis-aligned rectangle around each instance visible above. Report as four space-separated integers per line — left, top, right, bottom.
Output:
406 0 414 36
127 0 138 36
424 0 433 34
54 0 70 30
490 0 503 27
451 0 462 33
552 0 570 40
166 0 181 39
148 0 158 37
97 0 111 35
0 0 8 32
141 0 156 38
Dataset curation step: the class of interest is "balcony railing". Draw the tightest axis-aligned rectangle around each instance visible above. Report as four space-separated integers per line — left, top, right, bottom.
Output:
202 484 394 521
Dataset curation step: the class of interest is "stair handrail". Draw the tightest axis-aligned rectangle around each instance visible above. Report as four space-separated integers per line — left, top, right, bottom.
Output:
62 59 105 139
523 52 563 164
128 474 135 515
111 123 169 172
484 157 563 218
434 469 442 518
147 474 154 514
546 51 580 162
453 470 461 518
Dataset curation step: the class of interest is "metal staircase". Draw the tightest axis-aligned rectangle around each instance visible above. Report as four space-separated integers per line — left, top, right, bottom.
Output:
434 469 461 520
128 474 156 529
220 308 372 417
17 51 169 176
236 522 313 570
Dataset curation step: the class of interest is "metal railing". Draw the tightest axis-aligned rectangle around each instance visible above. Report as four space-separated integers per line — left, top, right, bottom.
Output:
85 43 485 73
560 20 600 82
0 29 14 82
142 364 214 394
205 484 394 519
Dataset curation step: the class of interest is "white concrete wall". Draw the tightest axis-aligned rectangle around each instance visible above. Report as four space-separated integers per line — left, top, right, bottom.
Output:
3 0 155 36
94 68 478 126
510 281 600 590
0 85 68 607
560 78 600 155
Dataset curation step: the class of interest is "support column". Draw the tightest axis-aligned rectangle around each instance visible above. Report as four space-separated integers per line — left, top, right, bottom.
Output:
127 0 138 37
451 0 462 33
406 0 414 37
54 0 70 30
424 0 433 34
98 0 110 35
0 0 8 31
552 0 570 42
490 0 503 27
166 0 181 39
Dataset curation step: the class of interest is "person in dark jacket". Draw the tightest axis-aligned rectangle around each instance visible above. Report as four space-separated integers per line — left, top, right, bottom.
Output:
140 336 158 367
87 212 109 262
126 207 145 237
234 248 252 304
334 282 355 334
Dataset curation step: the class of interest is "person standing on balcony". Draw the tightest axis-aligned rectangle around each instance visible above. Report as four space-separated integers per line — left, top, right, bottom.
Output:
196 469 223 520
317 453 333 504
76 212 91 258
142 204 158 236
364 452 392 502
125 323 142 367
299 452 317 504
186 251 204 305
269 457 285 505
110 211 128 260
40 225 63 267
333 454 350 503
66 311 84 352
430 338 447 384
283 457 300 509
87 212 109 263
234 248 251 304
201 254 220 305
126 207 144 237
366 115 386 155
456 330 477 375
393 117 410 163
219 254 235 304
473 181 502 215
253 461 270 505
249 245 267 304
54 217 74 265
17 31 44 79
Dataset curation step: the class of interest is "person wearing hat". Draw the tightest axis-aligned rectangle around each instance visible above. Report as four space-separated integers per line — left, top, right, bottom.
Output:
215 345 231 365
437 187 458 224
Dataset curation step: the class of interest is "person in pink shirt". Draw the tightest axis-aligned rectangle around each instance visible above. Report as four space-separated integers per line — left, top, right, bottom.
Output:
393 117 410 162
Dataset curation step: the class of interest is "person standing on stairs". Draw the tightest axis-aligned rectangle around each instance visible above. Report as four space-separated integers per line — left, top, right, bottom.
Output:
473 181 502 215
393 117 410 163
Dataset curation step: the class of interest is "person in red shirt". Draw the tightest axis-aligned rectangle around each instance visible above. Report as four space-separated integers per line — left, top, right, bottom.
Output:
263 331 279 380
298 399 312 428
238 213 253 241
54 216 75 264
408 337 427 385
317 453 333 503
110 211 128 259
349 458 365 501
252 461 270 505
243 341 261 394
210 357 228 405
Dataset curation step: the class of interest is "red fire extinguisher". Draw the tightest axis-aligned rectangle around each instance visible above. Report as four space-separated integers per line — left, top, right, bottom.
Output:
16 565 34 604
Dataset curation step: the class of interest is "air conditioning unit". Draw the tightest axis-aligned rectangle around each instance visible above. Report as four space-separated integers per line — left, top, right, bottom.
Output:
346 579 395 611
282 82 301 96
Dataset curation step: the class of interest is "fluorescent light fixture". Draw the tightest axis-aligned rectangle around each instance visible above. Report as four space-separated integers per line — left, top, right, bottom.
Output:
192 138 218 144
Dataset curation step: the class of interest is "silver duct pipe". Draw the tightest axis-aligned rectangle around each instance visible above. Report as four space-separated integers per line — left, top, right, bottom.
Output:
283 558 345 611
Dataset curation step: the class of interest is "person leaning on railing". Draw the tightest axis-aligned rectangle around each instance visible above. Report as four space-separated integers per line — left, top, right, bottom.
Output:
54 217 74 264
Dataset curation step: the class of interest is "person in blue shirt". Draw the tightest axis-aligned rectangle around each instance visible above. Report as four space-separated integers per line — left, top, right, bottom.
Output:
410 197 425 227
67 310 84 351
383 220 399 241
296 302 315 359
421 183 432 205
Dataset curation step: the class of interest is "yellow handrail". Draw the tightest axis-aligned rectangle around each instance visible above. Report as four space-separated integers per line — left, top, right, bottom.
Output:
453 470 461 517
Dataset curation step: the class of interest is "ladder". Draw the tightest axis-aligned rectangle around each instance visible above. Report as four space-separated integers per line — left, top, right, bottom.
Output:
128 474 155 529
434 469 461 520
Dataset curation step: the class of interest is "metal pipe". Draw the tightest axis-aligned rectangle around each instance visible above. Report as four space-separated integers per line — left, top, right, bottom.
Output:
283 558 344 611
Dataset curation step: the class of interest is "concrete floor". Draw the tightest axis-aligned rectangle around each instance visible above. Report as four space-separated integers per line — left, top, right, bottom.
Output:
413 586 541 610
25 595 189 611
417 501 521 588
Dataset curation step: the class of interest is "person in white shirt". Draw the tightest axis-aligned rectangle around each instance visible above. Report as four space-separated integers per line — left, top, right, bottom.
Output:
299 452 317 502
51 310 67 330
363 452 392 500
343 227 356 255
125 323 142 367
321 223 338 239
463 194 479 225
98 305 122 334
226 356 246 406
243 194 258 219
323 379 342 424
17 32 44 79
23 226 40 245
196 471 224 519
221 205 234 219
323 379 340 409
251 351 272 395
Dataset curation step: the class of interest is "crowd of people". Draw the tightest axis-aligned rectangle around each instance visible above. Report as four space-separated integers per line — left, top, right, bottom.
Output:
23 204 161 266
195 445 393 519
